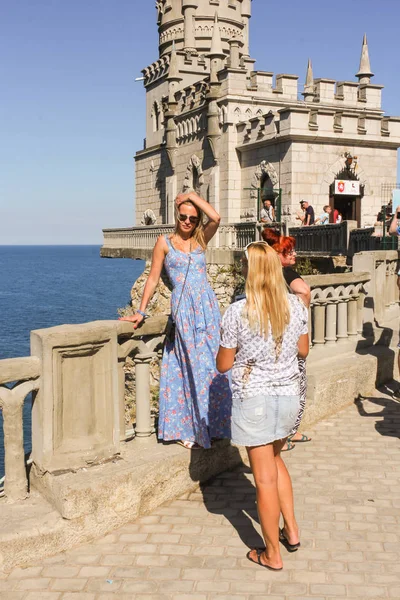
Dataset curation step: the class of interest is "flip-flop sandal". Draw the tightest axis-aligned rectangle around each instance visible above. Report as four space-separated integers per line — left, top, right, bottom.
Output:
279 528 301 552
177 440 202 450
288 434 311 443
246 548 283 571
282 440 295 452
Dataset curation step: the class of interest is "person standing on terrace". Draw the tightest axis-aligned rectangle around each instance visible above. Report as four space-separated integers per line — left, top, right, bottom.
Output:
217 242 309 570
262 228 311 451
300 200 314 226
120 192 231 449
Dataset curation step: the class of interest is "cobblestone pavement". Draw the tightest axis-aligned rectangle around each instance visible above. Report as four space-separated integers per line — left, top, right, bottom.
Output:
1 392 400 600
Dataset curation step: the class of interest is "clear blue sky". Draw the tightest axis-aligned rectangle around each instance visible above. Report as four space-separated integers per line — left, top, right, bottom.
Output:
1 0 399 244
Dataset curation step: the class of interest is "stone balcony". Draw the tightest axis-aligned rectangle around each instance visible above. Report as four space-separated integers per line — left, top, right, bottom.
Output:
0 251 398 572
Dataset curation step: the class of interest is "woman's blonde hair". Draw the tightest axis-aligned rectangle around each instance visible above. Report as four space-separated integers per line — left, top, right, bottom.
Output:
174 200 207 249
244 242 290 342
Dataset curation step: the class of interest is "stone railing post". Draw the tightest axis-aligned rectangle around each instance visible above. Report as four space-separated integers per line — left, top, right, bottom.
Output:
30 321 121 474
337 299 349 341
134 352 156 437
357 293 365 334
347 299 358 337
325 301 338 344
0 357 40 502
312 303 326 345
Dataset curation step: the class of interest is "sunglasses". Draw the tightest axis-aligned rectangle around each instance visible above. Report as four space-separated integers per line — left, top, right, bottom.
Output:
244 241 269 259
178 214 199 224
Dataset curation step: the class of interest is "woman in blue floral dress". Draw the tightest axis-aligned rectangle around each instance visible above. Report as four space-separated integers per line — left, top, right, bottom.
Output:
120 192 231 449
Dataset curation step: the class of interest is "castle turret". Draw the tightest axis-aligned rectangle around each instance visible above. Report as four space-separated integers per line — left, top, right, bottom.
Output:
157 0 249 58
182 0 198 50
165 42 182 171
356 34 374 84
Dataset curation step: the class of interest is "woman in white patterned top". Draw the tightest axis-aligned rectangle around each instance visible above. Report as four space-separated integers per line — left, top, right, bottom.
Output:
216 242 309 571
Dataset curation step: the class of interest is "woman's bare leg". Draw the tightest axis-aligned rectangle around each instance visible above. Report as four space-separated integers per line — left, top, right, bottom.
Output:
273 439 299 545
246 444 283 569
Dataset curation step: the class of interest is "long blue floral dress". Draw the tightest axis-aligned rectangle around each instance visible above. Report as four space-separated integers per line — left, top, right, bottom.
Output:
158 235 231 448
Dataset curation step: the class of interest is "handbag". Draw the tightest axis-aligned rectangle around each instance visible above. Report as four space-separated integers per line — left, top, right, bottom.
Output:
164 241 192 345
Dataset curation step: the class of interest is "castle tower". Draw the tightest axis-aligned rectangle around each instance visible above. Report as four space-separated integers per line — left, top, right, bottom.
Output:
156 0 251 57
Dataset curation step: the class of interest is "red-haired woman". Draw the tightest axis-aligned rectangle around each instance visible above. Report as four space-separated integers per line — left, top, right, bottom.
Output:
262 229 311 450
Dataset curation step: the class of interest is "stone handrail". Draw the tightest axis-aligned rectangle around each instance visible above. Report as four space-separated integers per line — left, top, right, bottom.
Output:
0 357 41 502
103 223 259 252
102 226 175 250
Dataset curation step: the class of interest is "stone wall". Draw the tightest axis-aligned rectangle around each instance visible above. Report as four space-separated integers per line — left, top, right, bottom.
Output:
290 142 398 227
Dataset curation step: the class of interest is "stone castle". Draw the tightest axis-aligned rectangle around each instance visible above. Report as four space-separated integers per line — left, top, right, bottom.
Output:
134 0 400 230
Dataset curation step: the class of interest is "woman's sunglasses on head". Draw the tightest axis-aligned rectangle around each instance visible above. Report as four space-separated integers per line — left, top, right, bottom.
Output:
178 214 199 224
244 241 269 259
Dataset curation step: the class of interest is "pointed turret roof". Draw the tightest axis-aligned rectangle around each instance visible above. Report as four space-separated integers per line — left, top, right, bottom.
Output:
167 41 182 81
208 13 225 58
302 58 315 100
356 34 374 83
305 59 314 89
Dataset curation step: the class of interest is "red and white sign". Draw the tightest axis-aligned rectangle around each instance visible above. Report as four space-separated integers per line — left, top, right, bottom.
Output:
335 180 360 196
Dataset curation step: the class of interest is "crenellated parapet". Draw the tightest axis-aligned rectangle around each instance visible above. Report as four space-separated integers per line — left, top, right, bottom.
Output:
233 102 400 149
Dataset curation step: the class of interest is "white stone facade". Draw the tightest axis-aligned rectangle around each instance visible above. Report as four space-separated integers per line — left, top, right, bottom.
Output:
135 0 400 229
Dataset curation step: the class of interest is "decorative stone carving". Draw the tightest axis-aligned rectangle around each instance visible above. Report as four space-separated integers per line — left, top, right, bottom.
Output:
141 209 157 226
182 154 204 192
249 160 279 200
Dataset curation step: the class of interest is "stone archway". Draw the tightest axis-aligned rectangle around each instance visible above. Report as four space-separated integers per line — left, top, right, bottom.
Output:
250 160 279 200
321 153 369 196
182 154 204 193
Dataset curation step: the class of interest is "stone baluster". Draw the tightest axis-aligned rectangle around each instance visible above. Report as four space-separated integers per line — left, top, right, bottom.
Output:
134 352 156 437
117 357 129 441
308 305 313 348
325 301 338 344
337 298 349 341
347 298 358 337
385 264 391 308
357 292 365 334
0 357 40 502
312 303 326 345
391 262 398 305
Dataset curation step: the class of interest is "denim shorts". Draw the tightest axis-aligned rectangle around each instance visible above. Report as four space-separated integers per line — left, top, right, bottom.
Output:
231 394 300 447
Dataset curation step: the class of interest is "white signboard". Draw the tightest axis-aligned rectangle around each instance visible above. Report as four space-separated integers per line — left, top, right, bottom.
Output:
335 180 360 196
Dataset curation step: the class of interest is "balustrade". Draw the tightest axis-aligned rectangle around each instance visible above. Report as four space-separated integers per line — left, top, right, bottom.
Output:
304 273 371 349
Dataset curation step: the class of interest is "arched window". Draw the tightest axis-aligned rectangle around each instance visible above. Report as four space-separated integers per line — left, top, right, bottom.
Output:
260 173 274 203
152 102 160 132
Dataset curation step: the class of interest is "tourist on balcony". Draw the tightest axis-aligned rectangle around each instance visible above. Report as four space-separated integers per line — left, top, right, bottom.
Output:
120 192 231 450
300 200 314 226
216 242 309 571
262 228 311 451
314 205 332 225
260 199 275 223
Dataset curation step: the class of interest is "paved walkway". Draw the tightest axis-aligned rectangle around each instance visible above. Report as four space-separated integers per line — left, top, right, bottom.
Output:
1 391 400 600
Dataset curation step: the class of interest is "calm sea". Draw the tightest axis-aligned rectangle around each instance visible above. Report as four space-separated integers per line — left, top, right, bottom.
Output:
0 246 144 479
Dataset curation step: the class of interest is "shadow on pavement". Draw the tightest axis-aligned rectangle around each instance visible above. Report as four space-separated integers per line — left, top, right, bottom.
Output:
354 394 400 438
196 450 264 550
